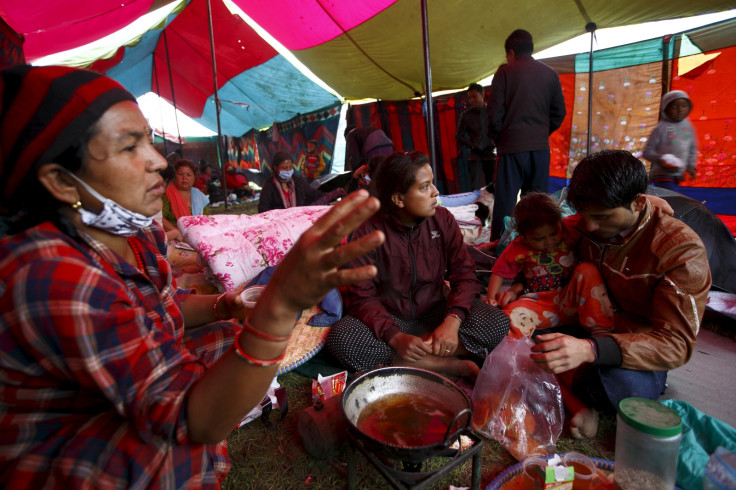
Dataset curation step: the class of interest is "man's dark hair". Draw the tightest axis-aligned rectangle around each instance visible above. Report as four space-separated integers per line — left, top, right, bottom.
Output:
505 29 534 55
468 83 483 95
567 150 648 212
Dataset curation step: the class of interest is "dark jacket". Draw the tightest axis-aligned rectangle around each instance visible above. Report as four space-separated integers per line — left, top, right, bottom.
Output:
257 175 324 213
344 127 393 171
456 106 494 161
343 206 480 342
488 57 566 155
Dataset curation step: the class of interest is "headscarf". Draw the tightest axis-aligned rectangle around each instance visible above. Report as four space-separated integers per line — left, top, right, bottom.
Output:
0 65 136 206
165 184 209 221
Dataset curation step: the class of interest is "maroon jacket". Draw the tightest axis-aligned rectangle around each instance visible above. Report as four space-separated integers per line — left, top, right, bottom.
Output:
344 206 480 342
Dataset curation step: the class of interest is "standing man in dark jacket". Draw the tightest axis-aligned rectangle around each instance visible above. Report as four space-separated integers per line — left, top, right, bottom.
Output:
456 83 495 192
488 29 566 240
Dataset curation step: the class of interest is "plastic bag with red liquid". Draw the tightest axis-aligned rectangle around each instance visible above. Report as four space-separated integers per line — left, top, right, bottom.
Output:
471 335 564 461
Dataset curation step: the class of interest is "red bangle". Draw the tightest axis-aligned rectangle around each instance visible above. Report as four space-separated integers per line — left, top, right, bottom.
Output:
213 292 228 321
241 317 291 343
232 330 286 367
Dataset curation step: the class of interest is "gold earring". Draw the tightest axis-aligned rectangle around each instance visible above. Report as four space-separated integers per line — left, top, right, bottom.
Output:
71 201 82 210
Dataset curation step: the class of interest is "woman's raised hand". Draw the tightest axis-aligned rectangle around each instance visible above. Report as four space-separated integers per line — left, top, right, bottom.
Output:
253 190 384 324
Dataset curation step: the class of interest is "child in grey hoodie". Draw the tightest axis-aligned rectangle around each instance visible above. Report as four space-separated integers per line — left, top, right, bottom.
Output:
643 90 697 191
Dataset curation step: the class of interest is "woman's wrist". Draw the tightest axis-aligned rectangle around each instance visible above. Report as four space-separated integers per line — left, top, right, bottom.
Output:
213 292 229 321
247 298 301 341
232 327 290 367
445 313 462 327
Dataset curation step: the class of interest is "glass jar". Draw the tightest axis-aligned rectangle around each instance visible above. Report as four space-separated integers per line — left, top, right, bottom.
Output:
614 397 682 490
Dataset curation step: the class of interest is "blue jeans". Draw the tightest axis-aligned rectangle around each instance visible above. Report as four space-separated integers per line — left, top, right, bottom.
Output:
650 180 680 192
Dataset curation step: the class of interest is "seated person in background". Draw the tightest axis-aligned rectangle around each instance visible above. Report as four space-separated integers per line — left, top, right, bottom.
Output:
0 64 385 488
258 151 334 213
344 125 394 171
194 161 213 193
161 159 209 239
486 191 614 439
223 163 251 199
327 151 510 381
531 149 711 438
345 154 383 195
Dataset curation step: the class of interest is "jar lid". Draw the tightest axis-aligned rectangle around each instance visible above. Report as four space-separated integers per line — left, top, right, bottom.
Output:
618 397 682 437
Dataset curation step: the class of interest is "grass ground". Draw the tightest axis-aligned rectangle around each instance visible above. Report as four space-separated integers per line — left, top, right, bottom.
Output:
223 312 732 489
224 370 618 489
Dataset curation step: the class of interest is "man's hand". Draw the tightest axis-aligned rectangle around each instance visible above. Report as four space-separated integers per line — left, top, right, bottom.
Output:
389 332 432 362
530 332 595 374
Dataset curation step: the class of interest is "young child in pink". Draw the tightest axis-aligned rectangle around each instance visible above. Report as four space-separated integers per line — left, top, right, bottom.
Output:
486 192 613 339
485 192 614 438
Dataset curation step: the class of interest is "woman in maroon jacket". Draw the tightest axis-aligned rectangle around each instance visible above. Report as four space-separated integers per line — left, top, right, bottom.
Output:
326 151 509 380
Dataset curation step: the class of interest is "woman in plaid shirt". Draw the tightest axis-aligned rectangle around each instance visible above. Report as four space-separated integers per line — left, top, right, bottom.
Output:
0 65 384 489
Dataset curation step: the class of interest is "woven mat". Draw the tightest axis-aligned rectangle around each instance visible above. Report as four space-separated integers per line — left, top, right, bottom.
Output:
278 304 330 375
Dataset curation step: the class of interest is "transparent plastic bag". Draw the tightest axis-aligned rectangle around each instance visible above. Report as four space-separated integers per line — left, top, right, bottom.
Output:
471 335 564 461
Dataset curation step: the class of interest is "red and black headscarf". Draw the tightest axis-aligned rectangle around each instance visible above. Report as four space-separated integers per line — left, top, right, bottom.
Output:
0 65 136 205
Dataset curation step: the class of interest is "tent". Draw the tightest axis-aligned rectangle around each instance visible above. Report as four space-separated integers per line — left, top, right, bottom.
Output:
344 17 736 224
542 17 736 216
2 0 735 137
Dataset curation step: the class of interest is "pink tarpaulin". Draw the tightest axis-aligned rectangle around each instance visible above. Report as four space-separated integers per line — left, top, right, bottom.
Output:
0 0 155 60
237 0 397 50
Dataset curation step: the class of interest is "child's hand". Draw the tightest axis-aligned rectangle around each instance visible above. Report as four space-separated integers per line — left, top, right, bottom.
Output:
485 295 499 306
497 290 518 307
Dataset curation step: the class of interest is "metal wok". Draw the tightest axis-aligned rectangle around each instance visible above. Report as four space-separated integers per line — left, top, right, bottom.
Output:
341 366 473 463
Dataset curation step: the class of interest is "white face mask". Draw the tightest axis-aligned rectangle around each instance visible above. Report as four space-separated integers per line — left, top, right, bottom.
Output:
278 170 294 181
67 172 153 236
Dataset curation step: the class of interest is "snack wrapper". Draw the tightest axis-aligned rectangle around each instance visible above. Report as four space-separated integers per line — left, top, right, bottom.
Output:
311 371 347 402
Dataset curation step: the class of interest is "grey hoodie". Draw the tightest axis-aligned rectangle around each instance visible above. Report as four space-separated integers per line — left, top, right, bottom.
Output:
643 90 697 182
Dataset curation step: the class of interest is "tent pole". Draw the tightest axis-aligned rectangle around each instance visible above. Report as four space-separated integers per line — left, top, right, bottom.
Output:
420 0 437 184
661 35 672 95
162 31 183 153
152 58 167 157
206 0 228 209
586 22 596 155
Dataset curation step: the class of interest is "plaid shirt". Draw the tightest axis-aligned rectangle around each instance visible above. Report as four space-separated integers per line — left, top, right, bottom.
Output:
0 222 230 488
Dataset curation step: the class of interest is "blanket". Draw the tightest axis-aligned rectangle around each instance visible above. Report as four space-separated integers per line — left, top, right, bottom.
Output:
178 206 330 292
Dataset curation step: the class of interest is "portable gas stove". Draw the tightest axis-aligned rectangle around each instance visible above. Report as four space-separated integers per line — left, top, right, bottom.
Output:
345 427 483 489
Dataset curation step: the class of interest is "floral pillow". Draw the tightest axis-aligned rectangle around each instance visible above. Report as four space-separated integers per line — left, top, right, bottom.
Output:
178 206 330 291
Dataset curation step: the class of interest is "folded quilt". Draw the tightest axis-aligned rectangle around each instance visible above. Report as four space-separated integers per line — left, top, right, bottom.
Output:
178 206 330 292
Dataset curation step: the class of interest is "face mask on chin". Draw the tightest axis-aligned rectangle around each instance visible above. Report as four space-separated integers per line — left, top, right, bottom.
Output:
67 172 153 236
